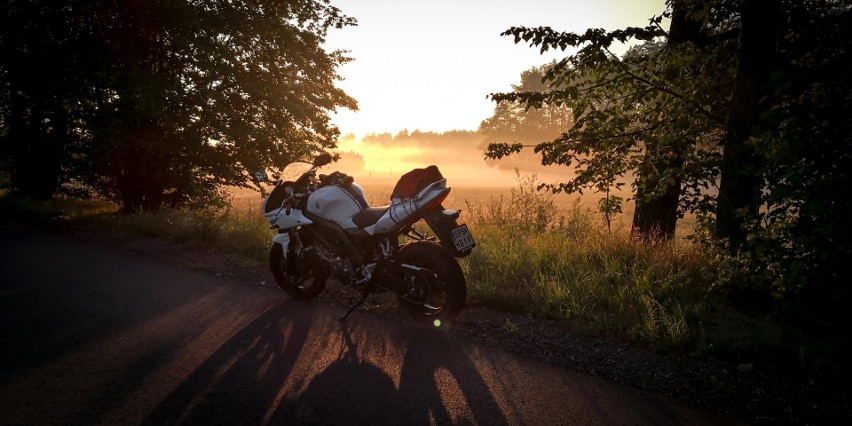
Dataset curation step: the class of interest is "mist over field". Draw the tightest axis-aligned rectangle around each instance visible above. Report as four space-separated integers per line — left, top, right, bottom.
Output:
321 130 632 213
228 129 637 218
332 130 572 188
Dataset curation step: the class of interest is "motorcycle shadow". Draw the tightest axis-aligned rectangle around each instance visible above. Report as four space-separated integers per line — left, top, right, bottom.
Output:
275 320 509 425
143 299 508 425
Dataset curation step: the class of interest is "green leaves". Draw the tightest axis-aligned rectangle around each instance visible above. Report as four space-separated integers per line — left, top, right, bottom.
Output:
0 0 357 210
501 25 666 54
484 142 524 160
486 1 741 241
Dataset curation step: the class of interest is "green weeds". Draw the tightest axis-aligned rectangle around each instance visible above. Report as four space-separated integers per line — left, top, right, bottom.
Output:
0 194 270 262
0 193 115 221
103 206 270 261
458 176 784 358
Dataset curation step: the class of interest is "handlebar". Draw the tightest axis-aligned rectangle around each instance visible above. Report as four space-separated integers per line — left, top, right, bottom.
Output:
274 168 354 215
318 171 354 188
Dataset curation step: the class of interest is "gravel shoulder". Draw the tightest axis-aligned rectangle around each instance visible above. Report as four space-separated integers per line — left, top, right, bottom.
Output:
58 226 851 425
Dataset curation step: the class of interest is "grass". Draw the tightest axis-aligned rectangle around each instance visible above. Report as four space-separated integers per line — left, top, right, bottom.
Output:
457 180 849 382
459 178 713 350
0 191 117 221
1 186 844 381
101 207 271 261
0 192 272 262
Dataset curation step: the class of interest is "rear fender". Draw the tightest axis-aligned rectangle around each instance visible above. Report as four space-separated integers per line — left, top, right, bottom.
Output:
424 208 474 257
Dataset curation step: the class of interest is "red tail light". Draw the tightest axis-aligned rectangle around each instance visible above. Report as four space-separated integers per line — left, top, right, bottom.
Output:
429 190 449 208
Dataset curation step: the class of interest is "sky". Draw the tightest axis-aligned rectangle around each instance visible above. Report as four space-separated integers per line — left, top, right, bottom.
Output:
323 0 668 138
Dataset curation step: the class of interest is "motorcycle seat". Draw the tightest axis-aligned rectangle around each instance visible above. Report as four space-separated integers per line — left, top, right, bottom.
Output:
352 206 389 228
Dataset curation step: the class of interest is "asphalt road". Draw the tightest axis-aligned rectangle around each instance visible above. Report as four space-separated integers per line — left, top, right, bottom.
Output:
0 225 742 425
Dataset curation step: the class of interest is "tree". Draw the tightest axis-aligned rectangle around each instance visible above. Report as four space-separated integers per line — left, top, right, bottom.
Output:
0 1 95 199
1 1 357 211
485 1 731 240
485 0 852 319
630 0 717 240
715 0 779 245
88 0 357 211
744 0 852 315
478 64 573 174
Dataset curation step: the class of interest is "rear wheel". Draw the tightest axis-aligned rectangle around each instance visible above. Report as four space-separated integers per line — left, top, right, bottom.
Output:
393 241 466 326
269 242 326 300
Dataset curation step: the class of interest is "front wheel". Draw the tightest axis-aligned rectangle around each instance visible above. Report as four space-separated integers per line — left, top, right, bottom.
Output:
269 242 326 300
393 241 466 326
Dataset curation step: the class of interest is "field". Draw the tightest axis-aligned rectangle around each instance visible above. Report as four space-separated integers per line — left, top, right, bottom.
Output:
231 178 697 239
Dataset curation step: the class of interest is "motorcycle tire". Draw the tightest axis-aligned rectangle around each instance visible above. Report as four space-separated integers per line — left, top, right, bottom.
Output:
393 241 466 326
269 242 326 300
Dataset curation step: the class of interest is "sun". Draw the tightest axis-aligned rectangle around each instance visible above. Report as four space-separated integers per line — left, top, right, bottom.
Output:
334 137 424 181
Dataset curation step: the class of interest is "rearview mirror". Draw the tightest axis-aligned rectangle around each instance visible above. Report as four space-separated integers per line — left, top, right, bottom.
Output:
313 153 333 167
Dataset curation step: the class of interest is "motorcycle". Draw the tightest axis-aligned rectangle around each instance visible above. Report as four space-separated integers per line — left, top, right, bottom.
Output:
256 153 476 326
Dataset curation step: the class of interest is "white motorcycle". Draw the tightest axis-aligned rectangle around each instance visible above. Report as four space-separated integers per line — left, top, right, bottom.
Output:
256 153 475 326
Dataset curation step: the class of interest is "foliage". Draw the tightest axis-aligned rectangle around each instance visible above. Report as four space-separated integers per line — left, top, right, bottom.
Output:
483 0 852 323
478 64 573 174
463 171 567 234
0 0 96 199
0 192 116 222
487 15 730 220
458 182 847 378
359 129 482 153
350 129 488 177
741 0 852 321
0 0 357 211
598 193 623 234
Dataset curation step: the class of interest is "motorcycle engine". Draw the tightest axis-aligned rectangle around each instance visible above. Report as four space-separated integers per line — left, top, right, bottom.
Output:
314 244 353 282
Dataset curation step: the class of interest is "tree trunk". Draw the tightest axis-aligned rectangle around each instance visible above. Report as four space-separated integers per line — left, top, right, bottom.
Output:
114 131 167 213
631 0 701 241
716 0 779 245
632 155 684 240
7 91 64 200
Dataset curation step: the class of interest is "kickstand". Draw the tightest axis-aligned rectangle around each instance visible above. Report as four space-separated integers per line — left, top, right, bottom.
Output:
339 288 370 322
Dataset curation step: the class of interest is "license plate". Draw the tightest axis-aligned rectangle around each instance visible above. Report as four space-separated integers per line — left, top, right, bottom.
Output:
451 224 476 252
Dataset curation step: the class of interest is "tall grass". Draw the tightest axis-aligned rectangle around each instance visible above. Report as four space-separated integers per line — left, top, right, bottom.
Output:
0 192 117 220
0 193 271 262
98 206 271 261
459 175 715 349
456 177 850 380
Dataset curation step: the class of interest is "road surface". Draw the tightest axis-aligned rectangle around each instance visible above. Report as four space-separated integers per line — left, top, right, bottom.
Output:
0 225 742 425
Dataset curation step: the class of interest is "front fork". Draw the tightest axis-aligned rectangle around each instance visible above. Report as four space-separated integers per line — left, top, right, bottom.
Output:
272 230 292 250
273 229 316 278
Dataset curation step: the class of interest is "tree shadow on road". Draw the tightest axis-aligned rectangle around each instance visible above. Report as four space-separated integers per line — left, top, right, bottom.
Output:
142 301 317 425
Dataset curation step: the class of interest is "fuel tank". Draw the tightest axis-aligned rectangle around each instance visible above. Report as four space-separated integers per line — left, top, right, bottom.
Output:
307 183 369 229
